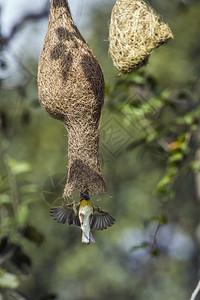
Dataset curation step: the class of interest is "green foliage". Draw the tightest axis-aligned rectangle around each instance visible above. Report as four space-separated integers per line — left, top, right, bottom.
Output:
107 69 200 204
151 248 159 257
130 241 151 251
151 214 168 225
0 156 38 232
6 159 31 175
0 155 44 298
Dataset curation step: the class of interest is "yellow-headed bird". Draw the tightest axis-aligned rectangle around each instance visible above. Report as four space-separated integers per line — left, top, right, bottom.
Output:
50 188 115 244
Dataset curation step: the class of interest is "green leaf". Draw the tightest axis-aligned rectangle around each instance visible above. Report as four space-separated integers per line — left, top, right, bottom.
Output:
161 188 175 202
151 214 168 225
159 214 168 225
17 205 28 227
22 224 45 246
184 114 193 125
160 89 170 100
179 141 188 153
0 269 19 289
151 248 159 257
19 183 38 194
189 160 200 173
191 124 198 131
0 194 11 204
157 175 172 192
130 241 150 251
132 74 145 85
168 152 183 163
146 131 159 143
20 195 39 206
0 176 9 194
7 158 31 175
157 166 177 196
0 217 16 227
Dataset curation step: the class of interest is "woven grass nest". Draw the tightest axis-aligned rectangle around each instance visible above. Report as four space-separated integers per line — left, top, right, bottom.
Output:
109 0 173 74
38 0 107 198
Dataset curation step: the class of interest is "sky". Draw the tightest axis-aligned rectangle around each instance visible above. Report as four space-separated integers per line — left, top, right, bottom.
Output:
0 0 112 86
1 0 112 54
1 0 110 36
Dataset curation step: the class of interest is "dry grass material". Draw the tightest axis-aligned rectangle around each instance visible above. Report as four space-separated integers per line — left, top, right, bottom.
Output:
38 0 107 198
109 0 173 74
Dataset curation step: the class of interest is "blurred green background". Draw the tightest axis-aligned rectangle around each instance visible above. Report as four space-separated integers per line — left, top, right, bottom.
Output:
1 0 200 299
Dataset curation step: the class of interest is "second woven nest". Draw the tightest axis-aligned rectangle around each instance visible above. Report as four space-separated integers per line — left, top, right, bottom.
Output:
109 0 173 74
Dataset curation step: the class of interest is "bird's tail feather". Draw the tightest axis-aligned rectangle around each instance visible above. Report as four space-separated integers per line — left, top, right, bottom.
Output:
82 231 95 244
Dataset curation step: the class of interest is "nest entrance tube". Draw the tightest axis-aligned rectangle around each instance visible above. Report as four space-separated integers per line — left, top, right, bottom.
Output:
109 0 173 74
64 124 107 198
38 0 107 199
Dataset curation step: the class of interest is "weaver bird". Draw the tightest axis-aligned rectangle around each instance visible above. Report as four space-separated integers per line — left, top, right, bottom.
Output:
50 188 115 244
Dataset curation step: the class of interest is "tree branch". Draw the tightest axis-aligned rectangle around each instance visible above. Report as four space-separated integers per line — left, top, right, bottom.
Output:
190 279 200 300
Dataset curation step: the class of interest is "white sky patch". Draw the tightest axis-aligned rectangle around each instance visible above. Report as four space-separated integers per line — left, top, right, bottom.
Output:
1 0 48 36
157 224 195 260
1 0 112 37
119 223 195 262
1 0 113 87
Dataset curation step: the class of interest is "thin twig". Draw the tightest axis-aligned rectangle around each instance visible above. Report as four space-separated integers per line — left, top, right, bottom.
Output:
190 279 200 300
151 221 161 251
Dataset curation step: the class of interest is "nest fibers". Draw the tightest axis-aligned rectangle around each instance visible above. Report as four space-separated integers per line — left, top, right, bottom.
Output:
38 0 107 198
109 0 173 74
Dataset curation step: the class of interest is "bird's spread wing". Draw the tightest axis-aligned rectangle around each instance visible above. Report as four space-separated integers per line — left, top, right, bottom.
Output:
50 203 80 227
91 207 115 231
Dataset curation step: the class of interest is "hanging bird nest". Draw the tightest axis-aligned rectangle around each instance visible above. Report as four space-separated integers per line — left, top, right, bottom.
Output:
109 0 173 74
38 0 107 198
